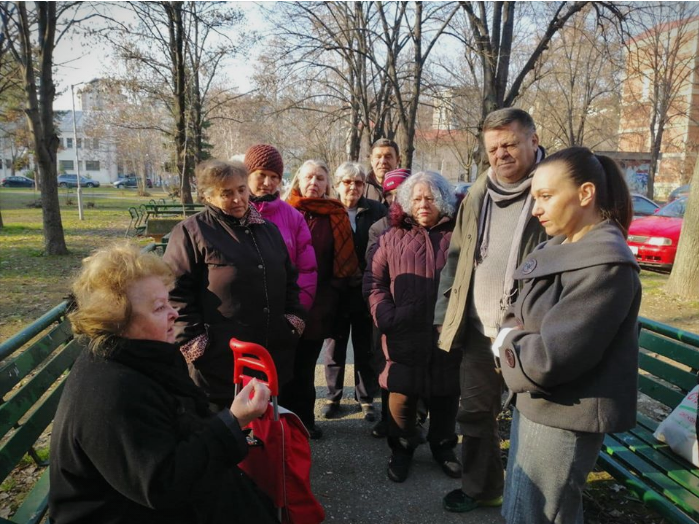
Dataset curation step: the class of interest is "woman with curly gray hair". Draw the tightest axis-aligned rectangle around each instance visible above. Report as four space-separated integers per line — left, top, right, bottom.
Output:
363 171 462 483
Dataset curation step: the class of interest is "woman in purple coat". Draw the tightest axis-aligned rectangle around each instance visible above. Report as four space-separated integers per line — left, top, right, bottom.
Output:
364 171 462 483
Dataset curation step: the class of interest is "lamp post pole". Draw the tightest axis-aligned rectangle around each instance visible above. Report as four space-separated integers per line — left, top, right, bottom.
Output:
70 83 84 220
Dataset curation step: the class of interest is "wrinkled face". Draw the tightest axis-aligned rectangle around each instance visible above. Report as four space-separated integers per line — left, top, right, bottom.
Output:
411 182 440 228
484 123 539 185
207 174 249 218
248 169 282 197
122 276 178 343
370 146 400 183
336 174 365 209
531 162 592 241
298 166 329 198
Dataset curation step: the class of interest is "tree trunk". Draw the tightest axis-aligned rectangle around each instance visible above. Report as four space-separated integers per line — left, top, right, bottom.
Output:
666 157 699 299
166 2 193 204
16 3 67 254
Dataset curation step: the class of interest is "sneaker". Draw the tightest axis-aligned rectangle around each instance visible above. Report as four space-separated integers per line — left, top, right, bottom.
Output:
307 424 323 440
433 450 462 479
321 402 340 419
371 419 388 438
387 452 412 483
361 403 377 422
442 489 503 513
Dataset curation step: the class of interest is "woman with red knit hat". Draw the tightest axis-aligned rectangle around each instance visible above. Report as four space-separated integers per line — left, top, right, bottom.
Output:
244 144 317 313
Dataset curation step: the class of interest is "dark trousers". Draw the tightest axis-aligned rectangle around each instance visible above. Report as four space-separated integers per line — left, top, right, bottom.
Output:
457 324 505 500
279 337 323 428
388 392 459 453
325 292 377 404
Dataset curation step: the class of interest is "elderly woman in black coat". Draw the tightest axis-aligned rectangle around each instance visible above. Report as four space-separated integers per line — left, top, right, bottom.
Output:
49 242 276 524
164 160 305 409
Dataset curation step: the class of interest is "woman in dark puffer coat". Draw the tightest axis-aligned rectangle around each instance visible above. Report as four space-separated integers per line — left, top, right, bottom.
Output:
364 171 462 484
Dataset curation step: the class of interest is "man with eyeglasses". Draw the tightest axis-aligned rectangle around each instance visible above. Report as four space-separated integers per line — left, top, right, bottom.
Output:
434 108 548 513
365 138 401 204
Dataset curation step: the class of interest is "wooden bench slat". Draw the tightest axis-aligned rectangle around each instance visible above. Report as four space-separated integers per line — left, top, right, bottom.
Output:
601 436 699 518
639 351 698 393
0 304 68 362
640 330 699 370
597 450 698 524
611 431 699 497
0 380 66 482
11 467 50 524
0 320 72 398
640 318 699 349
0 340 82 437
632 415 699 483
638 374 686 409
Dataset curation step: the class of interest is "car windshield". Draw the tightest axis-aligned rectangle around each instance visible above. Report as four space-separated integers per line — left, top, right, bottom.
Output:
657 198 686 218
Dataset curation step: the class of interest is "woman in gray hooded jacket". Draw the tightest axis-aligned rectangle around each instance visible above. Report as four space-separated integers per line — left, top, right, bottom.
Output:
493 147 641 524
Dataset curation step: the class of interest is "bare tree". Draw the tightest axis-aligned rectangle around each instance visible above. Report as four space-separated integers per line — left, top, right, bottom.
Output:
93 1 248 203
455 2 626 130
525 8 623 150
0 2 83 254
620 3 699 199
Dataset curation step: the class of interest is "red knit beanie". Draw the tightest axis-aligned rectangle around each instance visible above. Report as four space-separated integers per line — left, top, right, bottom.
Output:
382 168 411 193
244 144 284 178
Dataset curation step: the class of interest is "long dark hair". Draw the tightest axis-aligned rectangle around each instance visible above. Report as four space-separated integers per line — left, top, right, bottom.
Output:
537 147 633 237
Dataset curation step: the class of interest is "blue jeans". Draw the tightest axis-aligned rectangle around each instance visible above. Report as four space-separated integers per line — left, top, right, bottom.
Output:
503 408 604 524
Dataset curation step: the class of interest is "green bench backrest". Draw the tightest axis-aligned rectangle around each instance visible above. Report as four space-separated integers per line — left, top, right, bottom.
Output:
0 303 83 483
638 316 699 411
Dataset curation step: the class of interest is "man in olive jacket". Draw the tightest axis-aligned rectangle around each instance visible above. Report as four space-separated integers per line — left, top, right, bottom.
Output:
434 108 548 513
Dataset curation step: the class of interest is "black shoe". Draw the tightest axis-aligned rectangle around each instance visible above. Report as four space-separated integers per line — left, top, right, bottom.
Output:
307 424 323 440
321 402 340 419
371 420 388 438
387 452 412 483
433 449 462 478
361 403 376 422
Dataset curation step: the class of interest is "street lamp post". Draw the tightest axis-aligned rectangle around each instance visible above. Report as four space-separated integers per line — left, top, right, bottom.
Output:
70 83 84 220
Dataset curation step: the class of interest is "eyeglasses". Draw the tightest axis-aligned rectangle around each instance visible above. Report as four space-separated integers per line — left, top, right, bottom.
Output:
340 179 365 188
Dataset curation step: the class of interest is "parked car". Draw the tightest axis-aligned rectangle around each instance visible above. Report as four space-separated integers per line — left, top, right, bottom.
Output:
113 175 153 189
627 197 687 271
57 174 100 188
1 175 35 188
668 184 690 203
631 193 660 218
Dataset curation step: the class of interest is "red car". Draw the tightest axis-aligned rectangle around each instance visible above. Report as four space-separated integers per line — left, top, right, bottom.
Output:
627 197 687 270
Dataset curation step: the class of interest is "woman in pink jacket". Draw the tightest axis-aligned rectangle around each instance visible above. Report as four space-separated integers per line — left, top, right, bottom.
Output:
244 144 317 312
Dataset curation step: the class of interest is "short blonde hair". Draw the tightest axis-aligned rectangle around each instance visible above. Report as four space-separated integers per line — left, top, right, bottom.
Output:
68 242 174 354
284 159 332 199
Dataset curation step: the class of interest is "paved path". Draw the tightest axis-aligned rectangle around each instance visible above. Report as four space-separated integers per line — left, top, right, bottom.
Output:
309 350 504 524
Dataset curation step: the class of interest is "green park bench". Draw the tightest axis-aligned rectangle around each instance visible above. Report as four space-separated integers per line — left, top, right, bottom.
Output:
143 203 204 218
598 317 699 524
0 244 163 524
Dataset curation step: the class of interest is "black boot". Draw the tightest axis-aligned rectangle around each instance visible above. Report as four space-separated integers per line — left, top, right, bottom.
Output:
431 437 462 479
387 437 415 482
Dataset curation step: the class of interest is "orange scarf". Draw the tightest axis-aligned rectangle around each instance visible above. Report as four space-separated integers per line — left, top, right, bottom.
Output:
287 189 359 278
